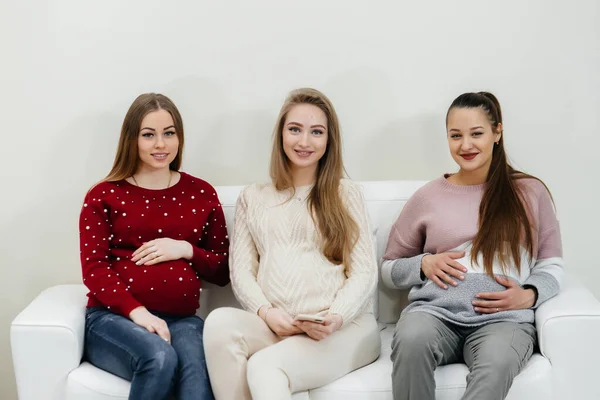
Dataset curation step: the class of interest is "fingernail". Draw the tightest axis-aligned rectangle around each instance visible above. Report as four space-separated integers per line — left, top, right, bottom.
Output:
459 275 464 280
136 261 141 265
452 281 457 286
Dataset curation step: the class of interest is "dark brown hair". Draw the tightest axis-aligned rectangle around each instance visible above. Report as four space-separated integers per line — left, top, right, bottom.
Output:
270 88 358 266
447 92 552 275
105 93 184 182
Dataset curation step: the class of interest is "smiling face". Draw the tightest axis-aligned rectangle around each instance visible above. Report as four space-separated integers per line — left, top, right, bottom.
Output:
136 109 179 173
446 107 502 176
282 103 329 177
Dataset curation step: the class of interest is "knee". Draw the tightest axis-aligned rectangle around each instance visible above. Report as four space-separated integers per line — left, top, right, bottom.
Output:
138 340 178 377
246 350 285 385
391 323 438 361
204 307 242 344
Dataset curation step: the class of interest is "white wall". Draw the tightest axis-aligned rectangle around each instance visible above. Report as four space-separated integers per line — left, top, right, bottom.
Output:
1 0 599 398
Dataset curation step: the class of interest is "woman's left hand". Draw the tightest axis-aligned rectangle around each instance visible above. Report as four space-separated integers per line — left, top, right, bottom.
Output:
473 276 537 313
293 314 343 341
131 238 193 266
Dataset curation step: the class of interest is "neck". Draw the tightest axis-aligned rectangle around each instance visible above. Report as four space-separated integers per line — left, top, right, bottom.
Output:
290 165 317 187
453 165 490 186
132 167 172 189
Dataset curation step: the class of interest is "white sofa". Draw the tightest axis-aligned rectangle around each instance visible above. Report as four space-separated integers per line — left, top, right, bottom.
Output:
11 180 600 400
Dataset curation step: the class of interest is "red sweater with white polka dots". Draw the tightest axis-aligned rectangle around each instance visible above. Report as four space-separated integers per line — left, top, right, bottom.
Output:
79 172 230 317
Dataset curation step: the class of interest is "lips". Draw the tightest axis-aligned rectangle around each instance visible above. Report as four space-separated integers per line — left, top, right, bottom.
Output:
294 150 314 158
151 153 169 160
460 153 478 161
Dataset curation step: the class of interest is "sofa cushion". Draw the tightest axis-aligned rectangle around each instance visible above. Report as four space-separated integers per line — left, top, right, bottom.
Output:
308 324 553 400
66 361 310 400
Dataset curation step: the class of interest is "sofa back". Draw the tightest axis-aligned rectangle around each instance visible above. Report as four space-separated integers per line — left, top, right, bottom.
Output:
198 180 428 324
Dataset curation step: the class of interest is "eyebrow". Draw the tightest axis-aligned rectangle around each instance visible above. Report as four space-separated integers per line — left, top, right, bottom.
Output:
286 122 327 130
140 125 176 132
448 126 484 133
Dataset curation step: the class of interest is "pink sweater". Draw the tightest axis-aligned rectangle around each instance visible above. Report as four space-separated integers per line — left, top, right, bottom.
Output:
381 175 563 326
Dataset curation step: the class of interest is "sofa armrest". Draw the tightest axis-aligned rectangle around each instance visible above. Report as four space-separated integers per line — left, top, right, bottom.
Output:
534 273 600 400
11 284 88 400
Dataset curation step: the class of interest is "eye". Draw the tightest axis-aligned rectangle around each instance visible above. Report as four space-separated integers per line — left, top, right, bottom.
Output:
472 131 483 137
450 134 461 139
164 131 176 137
312 129 324 135
141 132 154 138
288 127 301 133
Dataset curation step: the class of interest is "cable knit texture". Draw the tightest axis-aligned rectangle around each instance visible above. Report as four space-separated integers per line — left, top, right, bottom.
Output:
230 179 377 326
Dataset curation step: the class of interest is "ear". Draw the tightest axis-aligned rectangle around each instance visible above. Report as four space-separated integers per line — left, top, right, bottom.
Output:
494 122 503 144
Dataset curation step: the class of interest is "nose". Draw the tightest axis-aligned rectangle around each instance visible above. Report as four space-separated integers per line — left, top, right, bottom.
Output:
460 137 473 151
155 135 166 148
298 132 310 147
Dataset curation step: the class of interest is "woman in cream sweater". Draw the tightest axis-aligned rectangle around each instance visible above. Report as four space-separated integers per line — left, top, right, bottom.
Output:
203 88 381 399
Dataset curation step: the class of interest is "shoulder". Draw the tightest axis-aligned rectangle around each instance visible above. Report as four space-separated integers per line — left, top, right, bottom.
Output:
339 178 363 198
237 182 275 205
84 180 122 201
178 172 218 195
401 177 444 210
514 176 552 203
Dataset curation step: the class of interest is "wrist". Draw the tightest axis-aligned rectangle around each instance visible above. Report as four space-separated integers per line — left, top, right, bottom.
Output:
181 241 194 260
258 305 272 321
524 286 538 307
129 306 147 319
330 313 343 329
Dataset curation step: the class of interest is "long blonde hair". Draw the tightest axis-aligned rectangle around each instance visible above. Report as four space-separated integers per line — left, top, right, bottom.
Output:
105 93 184 182
270 88 358 266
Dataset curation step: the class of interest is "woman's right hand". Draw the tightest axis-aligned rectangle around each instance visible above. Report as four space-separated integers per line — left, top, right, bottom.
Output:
259 306 303 337
421 252 468 289
129 306 171 343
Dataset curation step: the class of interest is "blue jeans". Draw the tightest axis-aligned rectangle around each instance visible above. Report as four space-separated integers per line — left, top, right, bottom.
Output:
84 307 214 400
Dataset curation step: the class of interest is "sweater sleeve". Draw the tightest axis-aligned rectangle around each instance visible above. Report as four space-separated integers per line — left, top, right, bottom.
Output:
230 186 272 314
79 187 142 317
328 182 378 326
523 183 564 308
380 192 429 289
190 188 230 286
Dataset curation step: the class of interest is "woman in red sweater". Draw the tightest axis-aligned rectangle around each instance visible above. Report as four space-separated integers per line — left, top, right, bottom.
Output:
79 93 229 400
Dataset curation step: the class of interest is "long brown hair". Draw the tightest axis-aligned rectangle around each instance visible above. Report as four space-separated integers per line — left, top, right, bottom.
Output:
270 88 358 266
105 93 184 182
447 92 552 275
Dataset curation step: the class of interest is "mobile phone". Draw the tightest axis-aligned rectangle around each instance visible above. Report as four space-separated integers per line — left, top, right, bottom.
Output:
294 314 326 324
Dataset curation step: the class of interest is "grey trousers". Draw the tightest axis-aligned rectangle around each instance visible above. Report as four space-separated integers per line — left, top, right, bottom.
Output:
391 311 536 400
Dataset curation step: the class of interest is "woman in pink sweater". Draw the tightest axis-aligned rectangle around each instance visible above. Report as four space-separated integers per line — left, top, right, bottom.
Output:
382 92 564 400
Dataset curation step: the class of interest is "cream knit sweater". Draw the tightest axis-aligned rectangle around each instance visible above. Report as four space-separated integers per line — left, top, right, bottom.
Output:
229 179 377 326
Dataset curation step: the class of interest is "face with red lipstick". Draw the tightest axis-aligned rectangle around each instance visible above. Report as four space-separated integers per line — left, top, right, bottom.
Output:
446 107 502 175
282 103 328 175
136 109 180 173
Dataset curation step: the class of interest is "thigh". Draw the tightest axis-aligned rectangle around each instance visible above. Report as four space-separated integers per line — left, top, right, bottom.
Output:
168 315 207 363
463 322 537 372
84 307 173 381
250 313 381 393
393 311 463 366
204 307 281 357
